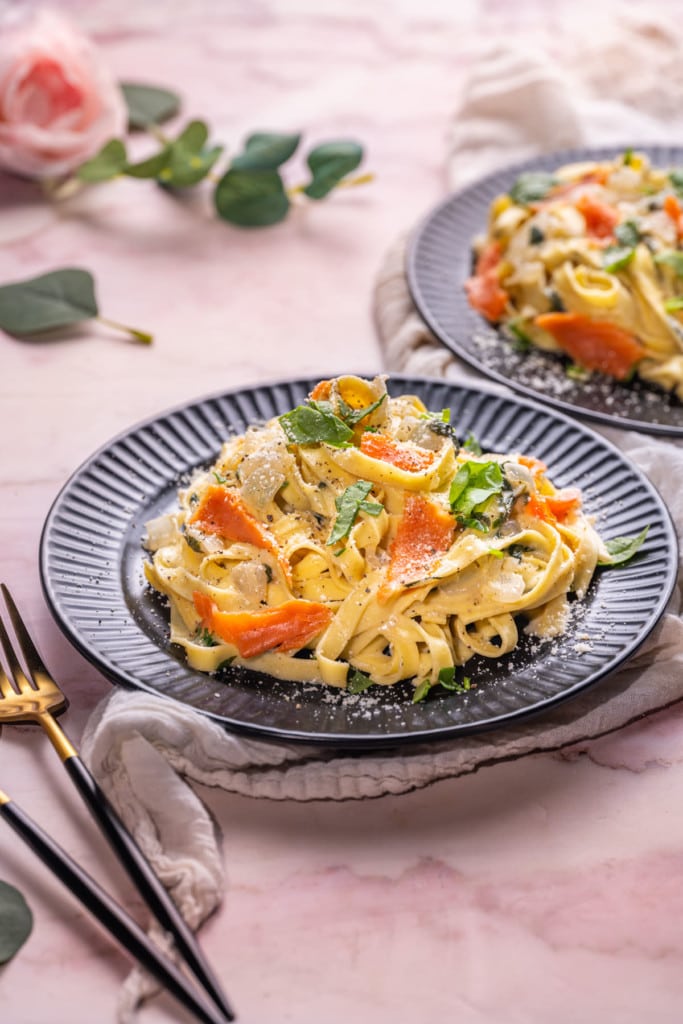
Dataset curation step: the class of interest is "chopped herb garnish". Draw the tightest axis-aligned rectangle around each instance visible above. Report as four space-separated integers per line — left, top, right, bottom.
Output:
462 432 482 455
508 172 557 206
347 668 375 693
597 526 649 567
213 471 227 484
327 480 383 546
528 225 545 245
603 221 641 274
449 460 505 530
194 627 218 647
566 363 592 381
508 543 532 560
428 417 460 446
488 548 505 559
508 319 532 351
189 492 199 505
263 564 274 582
623 148 634 166
664 297 683 313
438 667 473 692
185 533 202 552
216 657 235 670
412 678 431 703
279 400 354 448
655 249 683 275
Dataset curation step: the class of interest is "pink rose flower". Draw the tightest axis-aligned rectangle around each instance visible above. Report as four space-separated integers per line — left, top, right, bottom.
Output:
0 7 126 179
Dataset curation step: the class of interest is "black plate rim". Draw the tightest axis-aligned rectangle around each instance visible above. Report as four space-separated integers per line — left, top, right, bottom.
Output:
406 142 683 437
39 372 679 749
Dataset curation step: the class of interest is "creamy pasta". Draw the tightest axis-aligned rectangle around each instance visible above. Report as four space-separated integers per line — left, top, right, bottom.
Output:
144 375 617 698
466 150 683 398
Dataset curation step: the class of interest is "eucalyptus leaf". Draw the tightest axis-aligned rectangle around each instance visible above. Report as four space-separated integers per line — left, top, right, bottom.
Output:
154 120 223 188
231 132 301 171
77 139 128 182
125 146 172 179
214 168 290 226
0 881 33 964
303 140 363 199
120 82 181 130
0 269 98 336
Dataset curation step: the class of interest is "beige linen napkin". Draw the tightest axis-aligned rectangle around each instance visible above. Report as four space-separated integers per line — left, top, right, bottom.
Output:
81 16 683 1020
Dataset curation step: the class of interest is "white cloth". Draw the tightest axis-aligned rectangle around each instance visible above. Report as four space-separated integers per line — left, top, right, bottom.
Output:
81 14 683 1019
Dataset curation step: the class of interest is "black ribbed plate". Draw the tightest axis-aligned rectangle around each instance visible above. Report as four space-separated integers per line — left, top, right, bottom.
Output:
40 375 677 748
407 144 683 435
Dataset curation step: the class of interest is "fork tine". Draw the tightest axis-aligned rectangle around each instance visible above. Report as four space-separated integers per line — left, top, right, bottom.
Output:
1 584 51 682
0 611 35 695
0 656 15 699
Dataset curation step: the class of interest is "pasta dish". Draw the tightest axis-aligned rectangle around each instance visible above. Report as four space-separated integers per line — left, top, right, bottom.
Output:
143 375 636 698
466 150 683 398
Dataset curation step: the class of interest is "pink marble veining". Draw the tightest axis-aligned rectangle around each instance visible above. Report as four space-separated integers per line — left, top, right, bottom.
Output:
2 2 683 1023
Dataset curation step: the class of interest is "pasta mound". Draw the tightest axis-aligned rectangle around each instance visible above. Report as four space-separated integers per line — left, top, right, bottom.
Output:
143 375 607 697
466 150 683 398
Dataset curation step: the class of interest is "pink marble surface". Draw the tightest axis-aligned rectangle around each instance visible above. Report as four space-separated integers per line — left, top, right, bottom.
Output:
2 2 683 1022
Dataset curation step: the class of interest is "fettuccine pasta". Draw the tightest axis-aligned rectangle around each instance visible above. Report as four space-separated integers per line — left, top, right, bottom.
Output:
144 375 613 698
466 150 683 398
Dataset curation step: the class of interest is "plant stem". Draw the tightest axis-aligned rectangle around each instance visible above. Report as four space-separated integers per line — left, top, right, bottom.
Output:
97 316 153 345
287 171 374 198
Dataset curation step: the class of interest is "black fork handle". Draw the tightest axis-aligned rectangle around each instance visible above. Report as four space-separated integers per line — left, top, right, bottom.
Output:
63 755 234 1022
0 797 230 1024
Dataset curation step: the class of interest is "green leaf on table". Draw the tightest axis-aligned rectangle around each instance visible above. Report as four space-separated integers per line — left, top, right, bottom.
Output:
125 146 172 179
156 120 223 188
120 82 181 130
303 140 363 199
278 401 354 448
0 269 98 336
0 881 33 964
597 526 649 567
508 172 557 205
214 168 290 226
327 480 383 546
77 139 128 182
231 132 302 171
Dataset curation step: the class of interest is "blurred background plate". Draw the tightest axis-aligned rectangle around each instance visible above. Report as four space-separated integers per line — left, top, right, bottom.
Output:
407 144 683 435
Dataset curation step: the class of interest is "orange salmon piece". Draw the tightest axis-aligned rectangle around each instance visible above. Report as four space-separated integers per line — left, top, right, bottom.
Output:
535 312 645 380
360 433 436 473
193 593 332 658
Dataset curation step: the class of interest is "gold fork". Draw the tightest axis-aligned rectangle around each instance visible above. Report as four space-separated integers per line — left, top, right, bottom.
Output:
0 583 234 1023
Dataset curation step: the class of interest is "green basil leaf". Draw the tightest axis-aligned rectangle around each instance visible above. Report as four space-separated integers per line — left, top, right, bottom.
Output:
279 401 354 448
462 432 482 455
655 250 683 275
603 245 635 273
214 168 290 227
614 220 641 248
508 172 557 205
529 224 545 244
77 139 128 182
437 667 472 692
231 132 301 171
412 678 431 703
0 881 33 965
120 82 181 130
347 668 374 694
337 393 386 427
328 480 383 546
664 296 683 312
0 268 98 336
598 526 649 567
449 461 504 518
303 140 363 199
669 170 683 195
